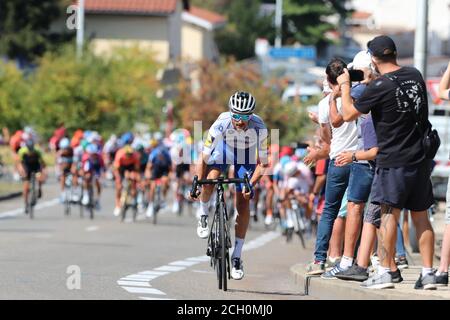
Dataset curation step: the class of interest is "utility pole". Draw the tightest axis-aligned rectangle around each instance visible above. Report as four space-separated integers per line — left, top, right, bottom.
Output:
76 0 85 59
275 0 283 48
414 0 428 79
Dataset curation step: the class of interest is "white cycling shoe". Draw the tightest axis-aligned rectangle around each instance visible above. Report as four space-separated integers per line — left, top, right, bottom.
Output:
197 215 209 239
264 215 273 226
146 205 154 218
113 207 121 217
231 258 244 280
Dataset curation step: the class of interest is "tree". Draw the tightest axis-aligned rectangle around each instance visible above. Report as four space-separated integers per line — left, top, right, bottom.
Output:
215 0 275 61
0 0 72 63
176 59 314 145
282 0 349 46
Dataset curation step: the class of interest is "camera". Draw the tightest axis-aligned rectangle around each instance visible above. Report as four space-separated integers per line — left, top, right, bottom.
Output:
348 69 364 82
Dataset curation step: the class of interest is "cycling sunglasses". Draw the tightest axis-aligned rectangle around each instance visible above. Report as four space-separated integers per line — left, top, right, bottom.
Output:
231 113 252 122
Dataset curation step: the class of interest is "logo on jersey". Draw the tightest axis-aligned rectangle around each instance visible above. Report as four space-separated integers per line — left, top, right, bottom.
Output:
204 133 214 148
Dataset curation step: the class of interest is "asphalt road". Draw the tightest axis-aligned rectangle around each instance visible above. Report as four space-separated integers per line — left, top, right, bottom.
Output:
0 178 315 300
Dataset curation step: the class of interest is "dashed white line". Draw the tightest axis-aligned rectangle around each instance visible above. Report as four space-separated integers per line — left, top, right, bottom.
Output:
122 287 166 295
117 231 280 300
117 281 152 287
0 198 59 219
154 265 186 272
85 226 99 232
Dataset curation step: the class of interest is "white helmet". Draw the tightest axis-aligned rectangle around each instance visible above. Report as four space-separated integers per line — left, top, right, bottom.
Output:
228 91 256 115
284 161 298 177
59 137 70 149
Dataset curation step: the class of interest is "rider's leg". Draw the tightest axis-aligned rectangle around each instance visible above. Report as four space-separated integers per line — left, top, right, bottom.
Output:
23 180 30 206
233 192 250 260
199 168 221 215
114 172 122 208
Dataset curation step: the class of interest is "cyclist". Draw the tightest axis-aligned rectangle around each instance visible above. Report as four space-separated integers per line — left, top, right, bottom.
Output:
113 141 140 216
170 129 193 214
57 137 74 203
103 134 120 180
133 138 150 212
191 91 269 280
145 135 172 218
81 143 105 209
17 139 47 213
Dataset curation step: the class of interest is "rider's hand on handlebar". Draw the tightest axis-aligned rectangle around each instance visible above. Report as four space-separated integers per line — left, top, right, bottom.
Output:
189 186 201 201
242 186 253 201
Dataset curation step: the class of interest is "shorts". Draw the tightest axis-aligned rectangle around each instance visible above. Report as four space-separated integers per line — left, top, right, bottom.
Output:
119 164 136 179
347 163 374 203
23 165 41 181
338 188 348 218
370 159 434 211
209 163 255 192
176 164 190 178
151 166 170 180
364 202 381 228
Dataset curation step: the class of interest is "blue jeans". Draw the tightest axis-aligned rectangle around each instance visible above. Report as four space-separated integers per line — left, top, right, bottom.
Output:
314 160 351 262
396 223 407 258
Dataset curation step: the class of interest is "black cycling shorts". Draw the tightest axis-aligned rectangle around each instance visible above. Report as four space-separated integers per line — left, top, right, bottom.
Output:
175 164 190 178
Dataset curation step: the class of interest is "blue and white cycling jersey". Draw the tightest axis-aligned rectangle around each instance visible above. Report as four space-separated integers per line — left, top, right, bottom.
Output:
202 112 269 166
202 112 269 192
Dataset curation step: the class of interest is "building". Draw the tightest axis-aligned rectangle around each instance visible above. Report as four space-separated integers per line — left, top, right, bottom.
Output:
181 6 226 62
350 0 450 57
61 1 226 64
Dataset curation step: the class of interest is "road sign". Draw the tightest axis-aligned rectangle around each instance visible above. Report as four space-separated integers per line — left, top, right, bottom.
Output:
269 46 316 60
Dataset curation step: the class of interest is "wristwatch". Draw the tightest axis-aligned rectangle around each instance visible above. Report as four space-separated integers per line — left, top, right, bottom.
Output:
352 152 357 162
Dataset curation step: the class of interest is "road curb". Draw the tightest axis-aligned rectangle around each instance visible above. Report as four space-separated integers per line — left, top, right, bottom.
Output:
0 191 22 201
290 263 450 300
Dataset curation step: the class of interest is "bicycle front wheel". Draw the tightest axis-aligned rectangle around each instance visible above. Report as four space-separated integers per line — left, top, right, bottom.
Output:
219 201 228 291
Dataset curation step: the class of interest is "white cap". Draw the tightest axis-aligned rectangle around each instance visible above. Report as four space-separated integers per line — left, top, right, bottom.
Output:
348 50 372 70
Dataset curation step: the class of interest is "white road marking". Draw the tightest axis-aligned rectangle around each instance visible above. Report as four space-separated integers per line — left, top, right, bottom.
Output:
117 281 151 287
0 198 59 219
138 271 169 276
169 260 199 267
122 275 159 281
118 231 280 300
154 265 186 272
122 287 166 295
85 226 99 232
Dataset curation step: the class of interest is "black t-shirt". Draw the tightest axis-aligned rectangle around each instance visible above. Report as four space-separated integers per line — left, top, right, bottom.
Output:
355 66 428 168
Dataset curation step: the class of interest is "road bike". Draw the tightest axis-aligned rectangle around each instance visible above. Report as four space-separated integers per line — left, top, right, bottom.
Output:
289 197 307 249
80 178 95 220
190 174 251 292
151 178 164 224
120 177 137 222
26 172 39 219
63 173 75 216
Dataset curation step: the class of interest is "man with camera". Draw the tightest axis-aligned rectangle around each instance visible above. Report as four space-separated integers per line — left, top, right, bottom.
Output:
339 35 436 290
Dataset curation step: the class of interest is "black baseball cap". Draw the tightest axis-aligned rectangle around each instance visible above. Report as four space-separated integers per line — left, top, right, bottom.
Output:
367 35 397 58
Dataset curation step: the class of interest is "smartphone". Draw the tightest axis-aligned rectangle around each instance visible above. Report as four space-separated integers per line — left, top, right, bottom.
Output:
348 69 364 82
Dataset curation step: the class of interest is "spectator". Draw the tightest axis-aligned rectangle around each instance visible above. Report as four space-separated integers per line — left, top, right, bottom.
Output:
339 35 436 290
305 58 359 276
435 60 450 286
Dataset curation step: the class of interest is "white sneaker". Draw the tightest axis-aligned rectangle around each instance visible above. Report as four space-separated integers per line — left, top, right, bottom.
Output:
172 201 180 214
146 205 154 218
82 192 89 205
264 215 273 226
231 258 244 280
197 215 209 239
113 207 121 217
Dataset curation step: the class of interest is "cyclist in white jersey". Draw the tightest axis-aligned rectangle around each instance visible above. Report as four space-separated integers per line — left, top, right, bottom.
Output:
192 91 269 280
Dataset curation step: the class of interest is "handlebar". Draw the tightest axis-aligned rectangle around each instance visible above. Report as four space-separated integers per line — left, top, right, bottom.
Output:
190 174 251 199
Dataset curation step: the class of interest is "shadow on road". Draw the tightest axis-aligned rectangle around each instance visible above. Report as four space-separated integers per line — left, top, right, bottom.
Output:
227 288 306 297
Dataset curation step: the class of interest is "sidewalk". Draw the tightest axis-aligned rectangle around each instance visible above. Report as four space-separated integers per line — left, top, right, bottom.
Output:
290 204 450 300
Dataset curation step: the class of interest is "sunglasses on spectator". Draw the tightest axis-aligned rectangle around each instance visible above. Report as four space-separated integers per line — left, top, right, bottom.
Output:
231 113 252 121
